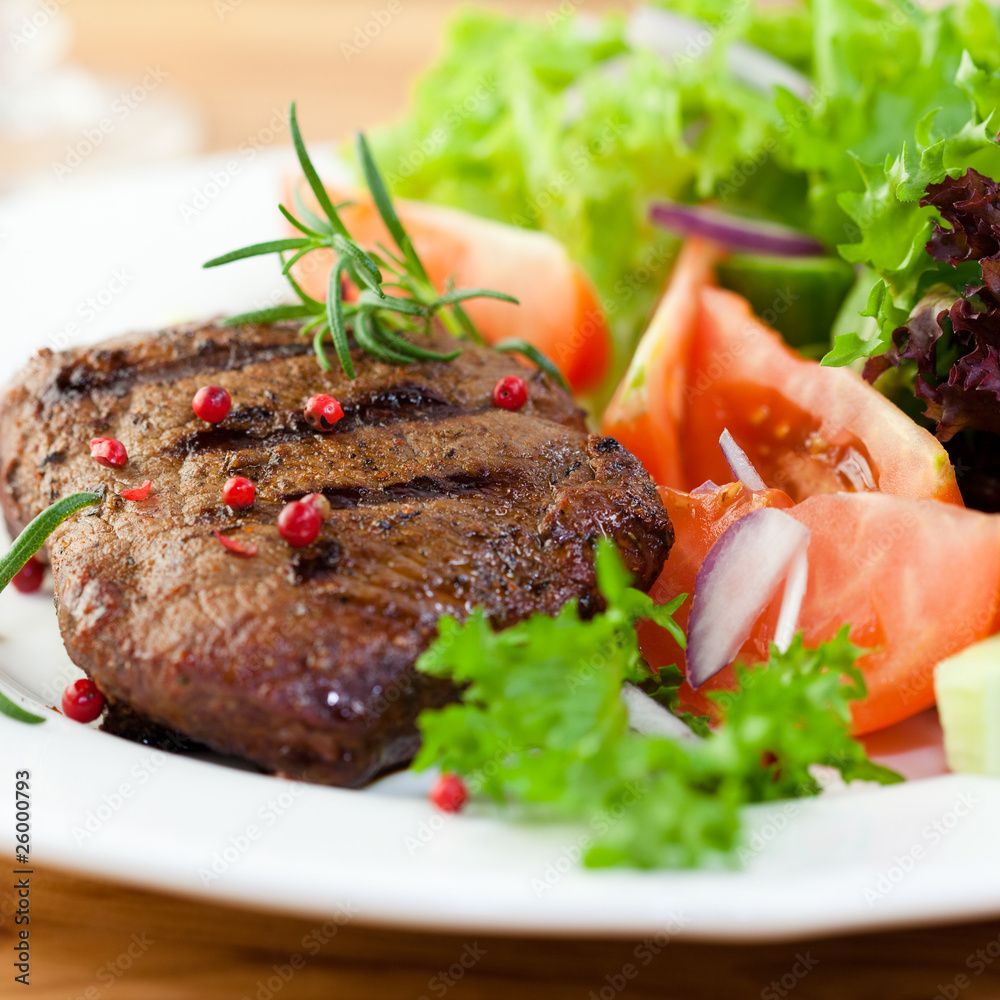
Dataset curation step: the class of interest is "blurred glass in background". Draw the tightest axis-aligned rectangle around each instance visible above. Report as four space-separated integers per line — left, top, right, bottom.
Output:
0 0 202 191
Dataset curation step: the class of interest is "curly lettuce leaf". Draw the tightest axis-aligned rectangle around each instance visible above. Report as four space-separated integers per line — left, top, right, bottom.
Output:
414 541 899 870
823 44 1000 369
859 169 1000 441
367 6 802 364
369 1 1000 379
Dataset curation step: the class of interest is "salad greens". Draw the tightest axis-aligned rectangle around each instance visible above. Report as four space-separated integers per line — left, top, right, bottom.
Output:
368 5 784 361
367 0 1000 368
823 103 1000 371
814 53 1000 506
414 539 899 869
841 166 1000 437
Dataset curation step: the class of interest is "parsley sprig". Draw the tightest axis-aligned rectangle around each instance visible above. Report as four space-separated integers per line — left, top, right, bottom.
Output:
414 539 901 869
203 102 540 380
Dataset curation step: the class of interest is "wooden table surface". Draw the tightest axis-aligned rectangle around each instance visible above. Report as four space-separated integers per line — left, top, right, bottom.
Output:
66 0 622 153
7 1 1000 996
6 861 1000 999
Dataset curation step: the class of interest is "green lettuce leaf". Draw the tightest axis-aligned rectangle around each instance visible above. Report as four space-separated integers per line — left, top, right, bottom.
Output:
367 6 799 367
414 539 899 870
368 1 1000 381
824 108 1000 368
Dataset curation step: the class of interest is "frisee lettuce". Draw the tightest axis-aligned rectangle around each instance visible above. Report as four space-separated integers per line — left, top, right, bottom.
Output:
367 1 1000 380
366 6 800 367
823 108 1000 369
413 539 900 870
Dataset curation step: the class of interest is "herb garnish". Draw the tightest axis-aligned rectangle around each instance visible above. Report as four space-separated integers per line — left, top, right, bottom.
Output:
203 102 525 379
0 491 102 594
0 693 44 725
0 490 103 725
414 539 900 869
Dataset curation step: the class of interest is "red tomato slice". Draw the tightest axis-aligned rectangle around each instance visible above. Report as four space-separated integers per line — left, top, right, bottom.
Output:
791 494 1000 733
600 239 720 486
639 486 1000 735
684 286 963 504
627 256 976 736
288 185 613 394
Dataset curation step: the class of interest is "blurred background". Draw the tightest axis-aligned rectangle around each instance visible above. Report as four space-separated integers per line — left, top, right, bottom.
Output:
0 0 621 186
0 0 623 374
0 0 625 362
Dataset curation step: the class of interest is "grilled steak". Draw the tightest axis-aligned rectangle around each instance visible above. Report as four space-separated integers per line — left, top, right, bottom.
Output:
0 320 673 786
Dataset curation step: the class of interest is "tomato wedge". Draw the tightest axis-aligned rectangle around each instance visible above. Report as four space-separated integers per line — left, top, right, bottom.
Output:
639 484 1000 735
600 239 720 486
625 248 976 736
602 244 962 504
288 185 613 394
683 287 963 504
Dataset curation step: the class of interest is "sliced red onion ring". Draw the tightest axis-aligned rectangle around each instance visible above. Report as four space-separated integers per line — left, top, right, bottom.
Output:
773 548 809 654
650 201 825 258
691 479 720 495
687 507 810 688
719 429 766 492
621 683 702 741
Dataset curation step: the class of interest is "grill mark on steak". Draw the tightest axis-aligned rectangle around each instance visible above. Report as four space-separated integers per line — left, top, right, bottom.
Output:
228 404 275 422
164 381 483 457
342 381 456 418
288 540 345 583
282 471 506 509
42 338 314 404
166 421 313 457
0 319 672 787
192 472 506 525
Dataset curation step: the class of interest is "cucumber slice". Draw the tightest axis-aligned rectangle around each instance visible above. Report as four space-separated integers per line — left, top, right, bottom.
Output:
935 634 1000 774
716 254 855 350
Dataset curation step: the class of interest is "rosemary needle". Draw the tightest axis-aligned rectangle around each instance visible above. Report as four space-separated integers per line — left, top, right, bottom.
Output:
204 102 525 378
0 490 102 725
0 491 102 594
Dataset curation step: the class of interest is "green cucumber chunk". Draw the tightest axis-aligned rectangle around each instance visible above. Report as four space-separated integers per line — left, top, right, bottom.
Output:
935 634 1000 774
716 253 855 352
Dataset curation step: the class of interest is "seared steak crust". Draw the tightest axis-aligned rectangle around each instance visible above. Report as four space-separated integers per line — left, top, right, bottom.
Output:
0 321 672 786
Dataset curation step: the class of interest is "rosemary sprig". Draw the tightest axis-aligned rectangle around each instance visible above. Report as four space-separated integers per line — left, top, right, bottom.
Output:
0 489 103 726
0 491 102 593
0 692 44 725
204 102 520 378
492 339 570 392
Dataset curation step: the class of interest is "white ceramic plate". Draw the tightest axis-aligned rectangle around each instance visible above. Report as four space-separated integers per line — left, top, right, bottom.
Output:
2 153 999 942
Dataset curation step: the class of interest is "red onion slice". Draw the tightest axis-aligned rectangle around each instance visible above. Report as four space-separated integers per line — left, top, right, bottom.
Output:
773 548 809 654
719 429 766 492
687 507 810 688
691 479 720 495
621 683 702 741
651 201 825 258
